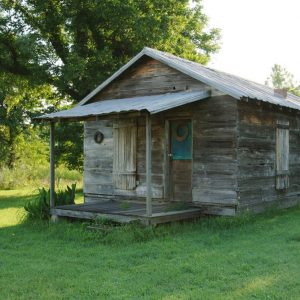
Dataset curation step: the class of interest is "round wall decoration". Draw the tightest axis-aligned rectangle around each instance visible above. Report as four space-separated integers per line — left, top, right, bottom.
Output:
94 131 104 144
175 123 189 142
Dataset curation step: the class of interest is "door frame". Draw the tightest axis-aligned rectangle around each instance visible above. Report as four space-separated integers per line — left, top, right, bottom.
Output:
164 117 193 201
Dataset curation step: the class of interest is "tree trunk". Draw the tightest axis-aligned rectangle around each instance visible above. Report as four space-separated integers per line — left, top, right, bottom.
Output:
7 127 17 169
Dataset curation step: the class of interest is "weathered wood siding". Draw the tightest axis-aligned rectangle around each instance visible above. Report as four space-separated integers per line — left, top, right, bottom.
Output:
135 115 165 199
191 96 238 215
237 100 300 213
84 120 114 201
84 57 209 203
113 119 137 190
84 96 240 212
171 160 192 202
88 57 208 102
84 115 165 203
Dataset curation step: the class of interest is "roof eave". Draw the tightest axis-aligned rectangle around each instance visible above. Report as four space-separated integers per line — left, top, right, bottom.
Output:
35 90 211 122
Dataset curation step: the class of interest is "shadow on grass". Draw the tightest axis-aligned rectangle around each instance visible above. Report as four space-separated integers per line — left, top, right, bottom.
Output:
0 194 37 209
2 187 300 248
0 187 83 210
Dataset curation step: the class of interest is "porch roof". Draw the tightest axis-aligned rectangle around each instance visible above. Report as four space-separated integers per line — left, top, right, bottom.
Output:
36 90 210 121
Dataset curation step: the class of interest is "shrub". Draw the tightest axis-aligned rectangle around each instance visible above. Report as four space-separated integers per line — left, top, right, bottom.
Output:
24 188 51 220
56 184 76 206
24 184 76 220
0 164 82 190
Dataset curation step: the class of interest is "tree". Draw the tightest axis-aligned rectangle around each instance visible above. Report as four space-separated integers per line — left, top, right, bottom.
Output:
266 64 300 97
0 0 220 101
0 74 59 168
0 0 220 170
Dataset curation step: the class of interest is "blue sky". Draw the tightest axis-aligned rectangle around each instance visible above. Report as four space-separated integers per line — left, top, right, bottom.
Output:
202 0 300 84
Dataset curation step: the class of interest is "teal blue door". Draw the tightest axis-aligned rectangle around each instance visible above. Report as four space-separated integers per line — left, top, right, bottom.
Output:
171 120 192 160
169 119 192 202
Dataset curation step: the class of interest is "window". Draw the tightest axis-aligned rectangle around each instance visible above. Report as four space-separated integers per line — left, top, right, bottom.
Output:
276 120 289 190
113 119 137 190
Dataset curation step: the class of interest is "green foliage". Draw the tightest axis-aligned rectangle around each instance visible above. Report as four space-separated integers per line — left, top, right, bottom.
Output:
0 0 221 170
24 184 76 220
118 201 131 210
55 165 83 188
0 74 59 168
2 189 300 298
0 163 82 190
0 0 220 101
266 64 300 96
56 183 76 206
54 122 84 171
0 127 82 189
24 188 51 220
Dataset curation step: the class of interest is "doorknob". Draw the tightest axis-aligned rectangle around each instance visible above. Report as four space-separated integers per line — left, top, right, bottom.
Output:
168 153 173 158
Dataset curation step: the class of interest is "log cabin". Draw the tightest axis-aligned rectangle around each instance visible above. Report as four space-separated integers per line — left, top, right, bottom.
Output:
37 47 300 225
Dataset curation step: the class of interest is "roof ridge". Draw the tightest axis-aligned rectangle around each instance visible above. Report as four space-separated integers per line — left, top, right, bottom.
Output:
77 46 300 110
143 47 300 106
143 47 278 93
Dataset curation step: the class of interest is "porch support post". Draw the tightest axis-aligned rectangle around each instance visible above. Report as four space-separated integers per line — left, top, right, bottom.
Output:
50 121 55 209
146 112 152 217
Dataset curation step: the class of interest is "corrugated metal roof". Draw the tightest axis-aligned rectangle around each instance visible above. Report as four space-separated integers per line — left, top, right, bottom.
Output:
78 47 300 111
37 91 210 121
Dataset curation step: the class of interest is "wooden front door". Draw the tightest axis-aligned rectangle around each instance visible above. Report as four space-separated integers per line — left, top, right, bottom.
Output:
169 119 192 202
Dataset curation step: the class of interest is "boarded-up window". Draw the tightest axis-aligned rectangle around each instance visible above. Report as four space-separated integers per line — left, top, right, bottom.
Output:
113 119 137 189
276 121 289 190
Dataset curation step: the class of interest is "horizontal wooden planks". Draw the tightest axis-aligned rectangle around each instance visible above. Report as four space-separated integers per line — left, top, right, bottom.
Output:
192 96 238 207
89 57 209 102
237 100 300 212
84 115 166 201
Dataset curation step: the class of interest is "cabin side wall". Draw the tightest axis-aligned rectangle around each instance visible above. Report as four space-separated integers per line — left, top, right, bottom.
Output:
237 100 300 212
191 96 238 215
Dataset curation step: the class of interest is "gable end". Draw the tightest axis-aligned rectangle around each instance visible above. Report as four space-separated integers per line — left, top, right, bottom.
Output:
87 57 210 104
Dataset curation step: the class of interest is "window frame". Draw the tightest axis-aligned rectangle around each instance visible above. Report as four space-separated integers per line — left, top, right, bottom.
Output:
275 120 289 190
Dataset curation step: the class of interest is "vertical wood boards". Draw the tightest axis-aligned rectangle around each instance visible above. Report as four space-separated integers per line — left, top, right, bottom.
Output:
88 57 209 103
275 122 289 190
135 115 165 199
113 119 137 190
171 160 192 202
169 119 193 202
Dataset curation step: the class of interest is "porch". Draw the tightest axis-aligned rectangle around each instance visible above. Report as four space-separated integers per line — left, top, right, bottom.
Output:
52 200 203 226
36 91 211 225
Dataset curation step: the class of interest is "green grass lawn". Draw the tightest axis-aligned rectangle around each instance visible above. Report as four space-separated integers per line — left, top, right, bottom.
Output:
1 189 300 299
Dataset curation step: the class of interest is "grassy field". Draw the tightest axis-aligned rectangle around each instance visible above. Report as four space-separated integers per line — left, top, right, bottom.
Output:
1 189 300 299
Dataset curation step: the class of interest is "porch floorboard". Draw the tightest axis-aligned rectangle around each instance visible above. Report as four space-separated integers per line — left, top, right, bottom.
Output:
51 200 203 225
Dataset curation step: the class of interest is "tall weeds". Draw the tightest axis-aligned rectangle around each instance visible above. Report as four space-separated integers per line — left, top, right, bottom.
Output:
24 184 76 220
0 164 82 190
